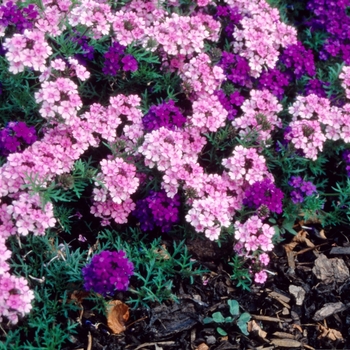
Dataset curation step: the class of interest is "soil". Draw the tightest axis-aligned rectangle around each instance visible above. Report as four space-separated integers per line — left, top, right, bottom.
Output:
64 222 350 350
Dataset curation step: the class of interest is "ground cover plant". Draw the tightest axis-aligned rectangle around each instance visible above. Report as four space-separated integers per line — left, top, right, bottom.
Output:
1 0 350 348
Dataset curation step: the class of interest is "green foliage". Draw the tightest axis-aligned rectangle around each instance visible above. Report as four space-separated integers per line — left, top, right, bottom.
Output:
97 228 207 308
229 255 252 291
203 299 251 336
3 232 86 349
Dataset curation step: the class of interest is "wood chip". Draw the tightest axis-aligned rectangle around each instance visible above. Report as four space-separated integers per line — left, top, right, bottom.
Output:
313 302 347 321
330 246 350 255
196 344 209 350
272 331 296 339
289 285 306 306
312 254 349 284
270 338 302 348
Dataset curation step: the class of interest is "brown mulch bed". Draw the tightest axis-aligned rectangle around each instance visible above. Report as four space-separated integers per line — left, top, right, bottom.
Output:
68 223 350 350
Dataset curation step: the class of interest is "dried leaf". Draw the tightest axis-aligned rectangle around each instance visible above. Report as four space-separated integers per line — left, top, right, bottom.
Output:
196 344 209 350
248 320 267 338
106 300 130 334
317 323 344 342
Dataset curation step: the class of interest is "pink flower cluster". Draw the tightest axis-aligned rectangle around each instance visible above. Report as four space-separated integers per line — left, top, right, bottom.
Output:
35 78 82 125
3 29 52 73
93 158 139 205
222 145 271 185
232 89 282 141
0 211 34 324
68 0 113 39
180 53 226 98
287 94 350 158
91 156 139 226
228 0 297 77
234 215 274 255
6 193 56 236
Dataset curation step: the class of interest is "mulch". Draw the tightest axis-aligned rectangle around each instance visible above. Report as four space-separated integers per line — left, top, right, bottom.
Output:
66 222 350 350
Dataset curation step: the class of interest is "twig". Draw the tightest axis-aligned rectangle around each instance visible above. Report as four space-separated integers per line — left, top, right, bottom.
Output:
133 341 176 350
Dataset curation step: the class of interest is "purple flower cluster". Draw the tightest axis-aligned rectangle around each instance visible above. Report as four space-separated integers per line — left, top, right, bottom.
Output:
306 0 350 63
0 121 37 156
219 52 252 88
142 100 186 132
243 178 284 214
288 176 317 203
280 42 316 79
215 5 242 39
216 90 244 121
103 41 138 76
0 1 38 34
342 150 350 176
304 78 327 98
133 190 180 232
82 250 134 296
257 68 290 100
71 30 94 61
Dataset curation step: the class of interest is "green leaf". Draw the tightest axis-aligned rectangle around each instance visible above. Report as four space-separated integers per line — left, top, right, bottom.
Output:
282 219 298 235
216 327 227 336
212 312 225 323
228 299 239 316
237 312 251 335
203 317 214 324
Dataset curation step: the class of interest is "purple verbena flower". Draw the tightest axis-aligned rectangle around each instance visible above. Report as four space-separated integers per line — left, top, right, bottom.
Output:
121 54 138 72
82 250 134 296
243 178 284 214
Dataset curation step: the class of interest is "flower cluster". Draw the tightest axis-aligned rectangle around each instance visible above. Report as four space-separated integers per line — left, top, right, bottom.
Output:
103 41 138 75
243 178 284 214
0 226 34 323
82 250 134 296
35 77 82 125
216 89 245 121
257 68 290 100
3 29 52 73
288 176 317 203
0 121 37 156
230 0 297 78
133 190 180 232
342 149 350 177
6 192 56 236
306 0 350 63
232 89 282 142
91 158 139 225
142 100 186 132
215 5 242 39
220 51 252 88
234 215 275 259
0 1 38 35
280 41 316 79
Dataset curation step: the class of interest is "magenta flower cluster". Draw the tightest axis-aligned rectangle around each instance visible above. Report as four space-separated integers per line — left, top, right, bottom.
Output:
307 0 350 63
289 176 317 203
280 41 316 79
82 250 134 296
0 121 37 156
133 190 180 233
243 178 284 214
142 100 186 132
103 41 138 75
342 150 350 176
0 1 38 34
